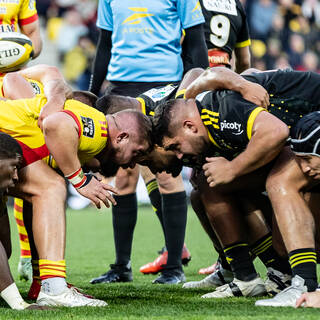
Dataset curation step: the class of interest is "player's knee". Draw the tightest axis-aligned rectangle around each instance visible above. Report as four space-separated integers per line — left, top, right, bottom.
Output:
115 167 139 192
42 174 67 200
265 173 289 199
157 173 184 193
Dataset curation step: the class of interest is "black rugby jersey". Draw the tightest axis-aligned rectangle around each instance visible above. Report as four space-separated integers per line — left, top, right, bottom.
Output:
200 0 250 57
136 83 182 116
196 90 264 160
243 69 320 134
196 69 320 160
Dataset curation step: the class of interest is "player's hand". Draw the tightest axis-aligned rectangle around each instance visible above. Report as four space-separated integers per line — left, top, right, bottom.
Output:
76 174 118 209
240 81 270 108
203 157 236 187
296 291 320 308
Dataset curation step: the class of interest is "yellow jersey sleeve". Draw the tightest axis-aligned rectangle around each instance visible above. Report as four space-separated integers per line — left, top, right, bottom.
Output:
62 99 108 165
19 0 38 26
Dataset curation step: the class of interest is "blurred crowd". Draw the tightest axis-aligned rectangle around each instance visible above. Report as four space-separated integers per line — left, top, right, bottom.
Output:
36 0 320 90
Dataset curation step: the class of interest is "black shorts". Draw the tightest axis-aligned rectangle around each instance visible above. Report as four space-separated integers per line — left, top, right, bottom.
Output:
107 81 180 98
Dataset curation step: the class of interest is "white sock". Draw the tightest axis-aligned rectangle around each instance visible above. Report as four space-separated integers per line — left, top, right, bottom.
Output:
42 277 67 295
1 283 29 310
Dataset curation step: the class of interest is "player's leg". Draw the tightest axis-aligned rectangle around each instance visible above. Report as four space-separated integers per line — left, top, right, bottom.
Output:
12 160 106 307
90 166 139 284
256 148 317 307
14 198 32 282
0 206 33 310
150 172 188 284
139 167 191 280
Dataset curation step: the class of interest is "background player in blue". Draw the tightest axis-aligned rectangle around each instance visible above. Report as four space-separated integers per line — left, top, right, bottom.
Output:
200 0 251 72
89 0 209 285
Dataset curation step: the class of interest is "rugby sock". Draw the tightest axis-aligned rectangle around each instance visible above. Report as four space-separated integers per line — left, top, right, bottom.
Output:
112 193 137 266
39 260 67 295
13 198 31 259
146 179 164 231
32 259 41 284
224 242 257 281
218 254 232 271
251 233 291 274
162 191 187 270
288 248 318 292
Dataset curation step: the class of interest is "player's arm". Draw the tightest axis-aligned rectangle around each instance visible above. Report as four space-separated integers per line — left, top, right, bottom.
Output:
185 67 270 108
234 46 251 74
181 24 209 73
89 28 112 95
176 68 205 98
43 112 117 208
20 20 42 59
203 111 289 187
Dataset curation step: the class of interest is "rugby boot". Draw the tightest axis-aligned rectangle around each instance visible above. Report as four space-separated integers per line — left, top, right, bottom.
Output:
183 262 233 289
37 286 107 307
153 268 186 284
198 262 218 275
28 279 95 301
18 257 32 282
90 264 133 284
140 244 191 274
264 267 292 296
202 275 266 298
255 275 307 307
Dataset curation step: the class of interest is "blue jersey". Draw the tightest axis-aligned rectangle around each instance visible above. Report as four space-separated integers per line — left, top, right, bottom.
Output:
97 0 204 82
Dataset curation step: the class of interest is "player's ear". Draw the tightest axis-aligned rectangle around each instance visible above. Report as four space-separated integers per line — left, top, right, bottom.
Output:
116 132 129 143
183 120 197 133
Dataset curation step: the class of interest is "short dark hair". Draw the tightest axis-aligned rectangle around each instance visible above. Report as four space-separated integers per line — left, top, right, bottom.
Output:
0 132 22 160
131 110 154 147
73 91 98 108
152 99 178 146
95 94 135 114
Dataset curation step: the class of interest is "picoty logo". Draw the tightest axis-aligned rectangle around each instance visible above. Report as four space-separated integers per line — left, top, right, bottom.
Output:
220 120 243 135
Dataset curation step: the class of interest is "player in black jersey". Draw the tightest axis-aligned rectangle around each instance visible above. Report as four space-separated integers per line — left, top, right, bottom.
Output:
200 0 251 72
152 68 320 300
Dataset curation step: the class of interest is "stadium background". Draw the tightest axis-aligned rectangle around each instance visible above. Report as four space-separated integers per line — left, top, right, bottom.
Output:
28 0 320 209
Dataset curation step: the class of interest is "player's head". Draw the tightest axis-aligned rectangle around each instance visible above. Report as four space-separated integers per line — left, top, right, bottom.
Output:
95 94 137 114
0 132 22 190
104 110 153 169
72 91 98 108
291 111 320 179
152 99 209 160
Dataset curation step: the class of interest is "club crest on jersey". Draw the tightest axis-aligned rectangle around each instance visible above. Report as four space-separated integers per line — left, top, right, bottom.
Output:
220 120 243 134
81 116 95 138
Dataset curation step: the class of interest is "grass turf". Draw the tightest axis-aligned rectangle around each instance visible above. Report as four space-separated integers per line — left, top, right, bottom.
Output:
2 204 320 319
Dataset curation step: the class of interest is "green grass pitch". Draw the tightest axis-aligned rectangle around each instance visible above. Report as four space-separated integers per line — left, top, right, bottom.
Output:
2 204 320 319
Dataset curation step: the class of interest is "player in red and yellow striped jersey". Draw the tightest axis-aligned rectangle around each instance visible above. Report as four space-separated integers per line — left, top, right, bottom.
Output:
0 65 72 284
0 0 42 58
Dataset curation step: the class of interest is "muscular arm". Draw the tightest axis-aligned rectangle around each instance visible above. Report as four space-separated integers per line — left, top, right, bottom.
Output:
231 111 289 177
89 29 112 95
185 67 269 107
181 24 209 73
20 20 42 59
43 112 80 176
234 46 251 74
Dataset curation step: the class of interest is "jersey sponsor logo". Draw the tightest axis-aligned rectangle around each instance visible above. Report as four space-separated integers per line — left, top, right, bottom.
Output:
29 0 35 10
81 116 95 138
0 24 15 32
0 0 19 3
203 0 237 16
192 1 201 12
30 82 41 95
122 7 154 25
220 120 243 134
143 85 176 102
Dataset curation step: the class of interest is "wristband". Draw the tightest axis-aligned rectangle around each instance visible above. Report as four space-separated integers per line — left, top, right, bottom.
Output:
78 173 98 189
65 168 87 189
